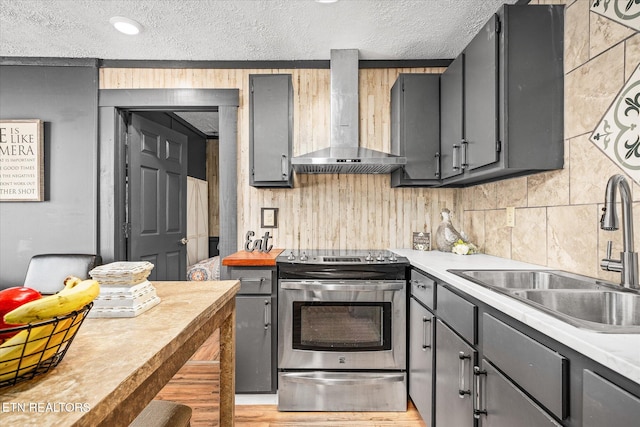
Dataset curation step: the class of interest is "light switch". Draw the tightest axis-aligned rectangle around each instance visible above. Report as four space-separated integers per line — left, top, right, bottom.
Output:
506 207 515 227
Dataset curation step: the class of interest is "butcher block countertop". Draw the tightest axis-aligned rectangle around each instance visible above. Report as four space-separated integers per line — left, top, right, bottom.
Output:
0 280 240 427
222 249 284 267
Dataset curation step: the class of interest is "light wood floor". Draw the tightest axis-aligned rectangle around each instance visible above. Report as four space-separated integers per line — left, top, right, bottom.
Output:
235 402 426 427
155 330 427 426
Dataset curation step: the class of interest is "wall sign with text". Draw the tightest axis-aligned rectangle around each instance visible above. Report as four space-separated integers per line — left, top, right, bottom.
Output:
0 120 44 202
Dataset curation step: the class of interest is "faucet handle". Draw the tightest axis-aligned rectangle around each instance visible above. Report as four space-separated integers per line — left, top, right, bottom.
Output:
606 240 613 259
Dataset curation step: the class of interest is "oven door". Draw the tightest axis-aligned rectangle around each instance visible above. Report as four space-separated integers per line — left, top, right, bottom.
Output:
278 280 406 370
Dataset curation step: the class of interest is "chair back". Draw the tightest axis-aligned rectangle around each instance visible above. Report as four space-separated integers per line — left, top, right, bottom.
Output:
23 254 102 295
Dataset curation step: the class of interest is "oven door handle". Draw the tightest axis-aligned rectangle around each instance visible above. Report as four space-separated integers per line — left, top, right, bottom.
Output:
281 372 405 386
280 281 405 292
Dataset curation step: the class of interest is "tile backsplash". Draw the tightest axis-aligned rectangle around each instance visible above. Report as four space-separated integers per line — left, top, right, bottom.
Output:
460 0 640 283
590 0 640 34
589 64 640 184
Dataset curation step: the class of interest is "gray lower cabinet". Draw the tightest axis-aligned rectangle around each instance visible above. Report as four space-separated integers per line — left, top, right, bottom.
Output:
482 313 567 420
582 370 640 427
409 298 434 425
390 73 441 187
435 319 476 427
478 359 562 427
236 295 274 392
410 269 435 309
230 267 277 393
437 284 477 344
410 272 640 427
249 74 293 188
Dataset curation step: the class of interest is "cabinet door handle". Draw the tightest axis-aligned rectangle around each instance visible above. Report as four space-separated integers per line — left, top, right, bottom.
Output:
282 280 403 292
434 152 441 178
422 316 432 349
264 299 271 329
458 351 471 398
281 154 288 179
452 144 460 171
461 139 468 170
473 366 487 419
238 277 266 284
413 280 427 290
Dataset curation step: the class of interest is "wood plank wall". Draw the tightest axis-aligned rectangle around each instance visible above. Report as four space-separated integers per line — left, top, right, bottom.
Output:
100 67 464 251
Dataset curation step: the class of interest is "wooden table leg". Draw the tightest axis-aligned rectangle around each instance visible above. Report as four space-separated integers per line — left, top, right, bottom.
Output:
219 300 236 426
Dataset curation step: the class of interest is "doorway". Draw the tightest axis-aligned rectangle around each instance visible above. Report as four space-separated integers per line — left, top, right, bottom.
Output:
98 88 239 280
126 110 216 280
127 113 188 280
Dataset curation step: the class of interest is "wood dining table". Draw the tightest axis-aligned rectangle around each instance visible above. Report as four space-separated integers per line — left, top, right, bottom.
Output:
0 280 240 426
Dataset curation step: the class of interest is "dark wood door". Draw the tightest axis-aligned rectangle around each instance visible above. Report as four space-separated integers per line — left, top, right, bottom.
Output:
128 113 188 281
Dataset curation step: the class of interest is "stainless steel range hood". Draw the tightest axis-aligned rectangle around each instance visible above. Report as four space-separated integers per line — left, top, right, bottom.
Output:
291 49 407 174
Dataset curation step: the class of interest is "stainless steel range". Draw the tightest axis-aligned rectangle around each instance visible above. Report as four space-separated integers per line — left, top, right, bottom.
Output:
276 249 409 412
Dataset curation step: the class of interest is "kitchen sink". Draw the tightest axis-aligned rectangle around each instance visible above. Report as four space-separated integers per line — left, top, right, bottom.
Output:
450 269 606 291
511 290 640 332
448 269 640 333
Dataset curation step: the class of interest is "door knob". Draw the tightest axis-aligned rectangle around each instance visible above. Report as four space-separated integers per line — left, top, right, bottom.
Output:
180 237 189 245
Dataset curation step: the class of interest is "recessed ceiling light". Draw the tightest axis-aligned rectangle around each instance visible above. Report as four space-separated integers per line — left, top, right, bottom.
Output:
109 16 143 35
316 0 339 3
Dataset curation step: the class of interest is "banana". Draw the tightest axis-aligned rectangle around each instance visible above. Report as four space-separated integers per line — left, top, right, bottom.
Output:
0 317 74 380
0 324 55 370
63 275 82 288
3 278 99 324
0 277 95 382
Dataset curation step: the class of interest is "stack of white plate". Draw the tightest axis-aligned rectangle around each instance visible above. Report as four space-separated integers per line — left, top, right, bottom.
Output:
88 261 160 318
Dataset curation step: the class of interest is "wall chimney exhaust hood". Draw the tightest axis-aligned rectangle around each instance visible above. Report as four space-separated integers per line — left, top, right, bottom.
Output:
291 49 407 174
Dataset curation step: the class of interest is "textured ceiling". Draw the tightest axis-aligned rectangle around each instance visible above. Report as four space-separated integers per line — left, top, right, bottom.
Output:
0 0 519 137
0 0 518 61
175 111 219 136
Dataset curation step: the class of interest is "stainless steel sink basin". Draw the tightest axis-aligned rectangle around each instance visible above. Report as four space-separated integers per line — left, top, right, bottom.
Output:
510 290 640 333
448 269 640 333
450 269 606 291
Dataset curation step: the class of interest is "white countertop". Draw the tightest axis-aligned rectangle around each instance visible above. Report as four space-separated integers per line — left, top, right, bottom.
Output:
391 249 640 385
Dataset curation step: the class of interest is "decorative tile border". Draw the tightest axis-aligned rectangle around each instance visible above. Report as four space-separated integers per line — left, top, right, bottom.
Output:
590 64 640 183
591 0 640 31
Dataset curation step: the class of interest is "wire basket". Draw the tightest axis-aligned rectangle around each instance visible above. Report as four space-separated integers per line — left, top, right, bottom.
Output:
0 303 92 388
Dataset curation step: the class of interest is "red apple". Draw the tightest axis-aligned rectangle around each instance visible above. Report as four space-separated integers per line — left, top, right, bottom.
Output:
0 287 42 339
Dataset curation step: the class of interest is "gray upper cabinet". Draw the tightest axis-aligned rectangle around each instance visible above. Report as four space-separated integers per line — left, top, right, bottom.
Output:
463 13 499 172
443 4 564 186
390 74 441 187
440 54 464 180
249 74 293 188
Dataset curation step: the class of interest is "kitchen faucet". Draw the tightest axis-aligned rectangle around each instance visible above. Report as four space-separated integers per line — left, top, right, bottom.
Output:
600 174 639 289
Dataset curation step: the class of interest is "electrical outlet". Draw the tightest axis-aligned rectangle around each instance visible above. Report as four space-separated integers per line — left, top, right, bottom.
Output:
506 207 515 227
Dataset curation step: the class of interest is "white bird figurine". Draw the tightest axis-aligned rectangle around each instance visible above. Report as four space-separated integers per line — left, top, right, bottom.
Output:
436 208 466 252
